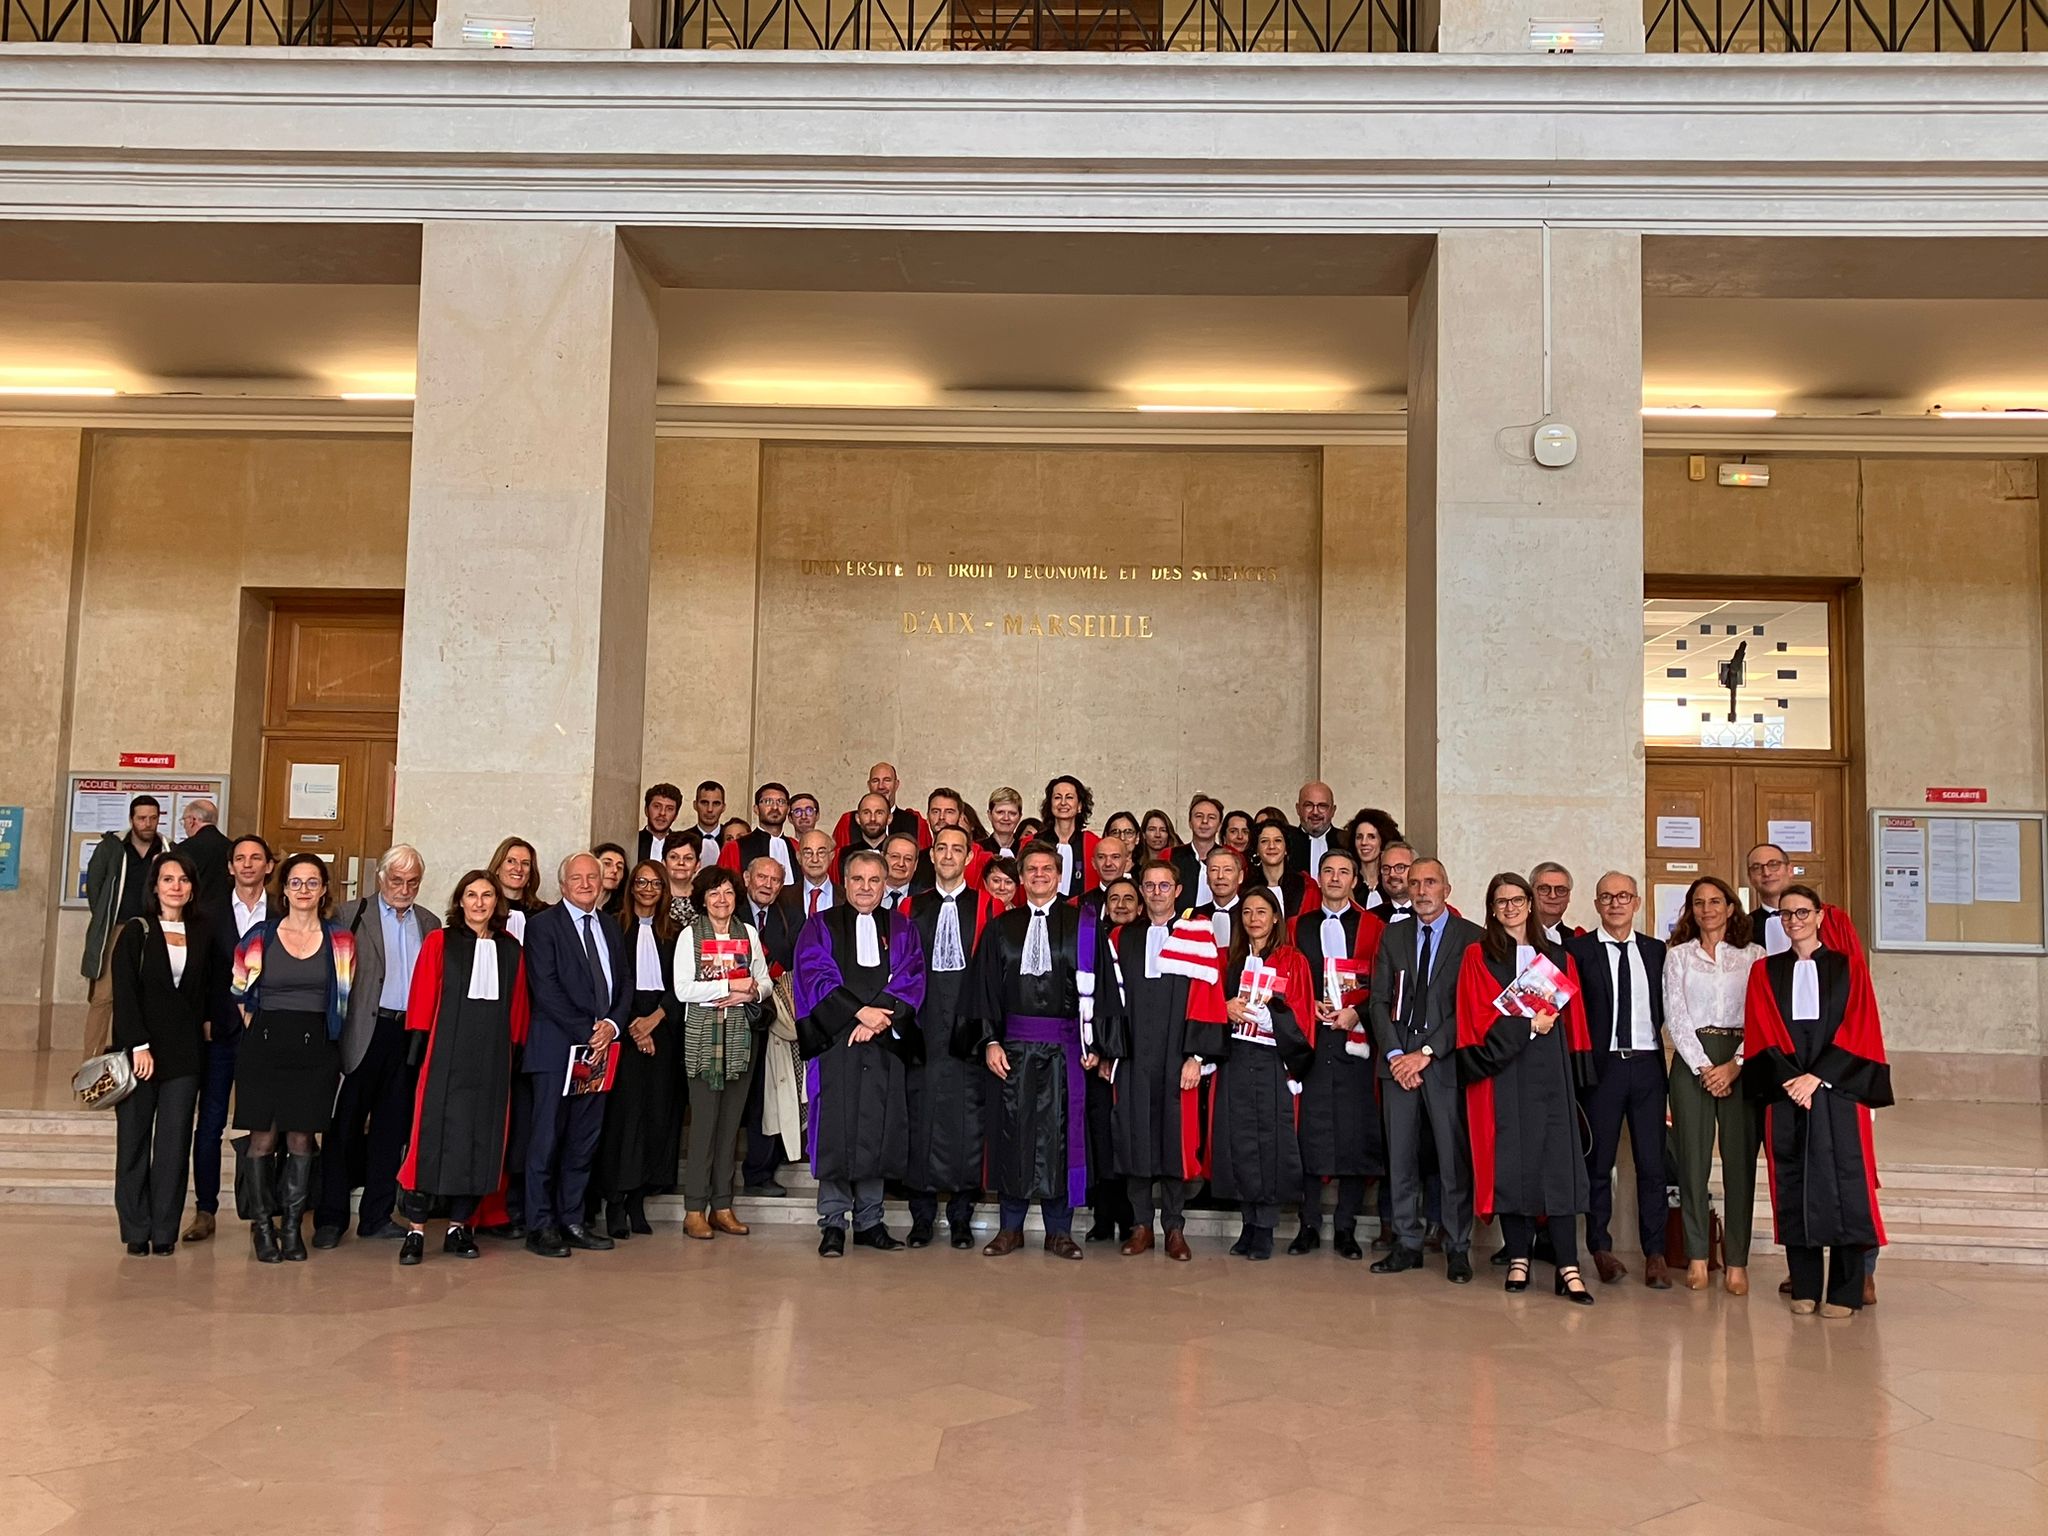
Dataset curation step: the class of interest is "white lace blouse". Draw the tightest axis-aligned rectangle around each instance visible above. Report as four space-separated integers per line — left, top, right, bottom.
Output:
1662 937 1764 1075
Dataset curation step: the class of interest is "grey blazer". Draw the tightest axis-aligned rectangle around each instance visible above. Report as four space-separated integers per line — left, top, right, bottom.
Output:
1367 912 1484 1081
334 895 441 1073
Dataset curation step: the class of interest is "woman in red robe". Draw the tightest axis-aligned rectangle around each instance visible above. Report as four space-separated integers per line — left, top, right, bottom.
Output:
396 870 530 1266
1455 872 1595 1303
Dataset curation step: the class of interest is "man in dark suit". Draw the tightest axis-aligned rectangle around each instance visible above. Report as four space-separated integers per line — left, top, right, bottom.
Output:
1567 872 1672 1289
521 852 630 1259
793 830 841 921
1280 780 1338 880
1169 794 1224 905
718 781 799 886
184 831 272 1243
739 855 803 1197
633 781 684 867
175 799 232 909
1367 857 1482 1282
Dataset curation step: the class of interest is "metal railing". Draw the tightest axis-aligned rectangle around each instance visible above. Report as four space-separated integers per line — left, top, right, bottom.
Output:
0 0 434 43
659 0 1418 50
1645 0 2048 50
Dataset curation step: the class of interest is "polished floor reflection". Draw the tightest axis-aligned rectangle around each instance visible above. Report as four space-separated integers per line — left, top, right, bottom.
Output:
4 1197 2047 1536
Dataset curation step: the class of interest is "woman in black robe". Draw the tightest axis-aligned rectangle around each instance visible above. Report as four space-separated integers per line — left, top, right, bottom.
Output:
594 860 683 1238
1208 889 1314 1261
1455 871 1595 1303
1742 883 1892 1317
396 870 529 1266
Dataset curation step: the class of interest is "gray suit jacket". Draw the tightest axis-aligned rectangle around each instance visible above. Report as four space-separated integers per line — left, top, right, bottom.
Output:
334 895 441 1073
1367 912 1484 1081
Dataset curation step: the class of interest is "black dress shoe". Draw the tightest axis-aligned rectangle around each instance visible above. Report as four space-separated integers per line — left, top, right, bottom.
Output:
359 1220 405 1241
1370 1222 1397 1253
444 1225 480 1259
563 1223 615 1252
151 1242 175 1256
1248 1226 1275 1261
853 1224 904 1252
1287 1226 1321 1256
311 1226 344 1251
1228 1225 1253 1257
1334 1229 1364 1262
819 1226 846 1258
525 1226 571 1259
1446 1251 1474 1284
479 1221 527 1241
1371 1246 1424 1274
605 1202 632 1241
741 1182 787 1198
1556 1265 1596 1305
1491 1247 1512 1267
125 1241 149 1256
949 1224 976 1250
1084 1220 1118 1244
399 1232 425 1266
906 1221 935 1249
627 1195 653 1235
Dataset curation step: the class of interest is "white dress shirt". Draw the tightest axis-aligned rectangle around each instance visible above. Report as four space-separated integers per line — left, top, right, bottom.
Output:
1599 933 1656 1050
230 891 267 938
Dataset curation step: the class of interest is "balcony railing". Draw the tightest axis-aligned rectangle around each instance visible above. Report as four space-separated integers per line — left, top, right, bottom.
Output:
658 0 1418 50
1645 0 2048 50
0 0 433 43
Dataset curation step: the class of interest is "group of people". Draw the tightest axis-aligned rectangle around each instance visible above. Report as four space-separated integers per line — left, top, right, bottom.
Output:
84 764 1893 1317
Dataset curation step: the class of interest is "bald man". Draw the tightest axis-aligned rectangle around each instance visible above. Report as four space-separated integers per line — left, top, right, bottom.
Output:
1284 781 1338 879
831 762 932 852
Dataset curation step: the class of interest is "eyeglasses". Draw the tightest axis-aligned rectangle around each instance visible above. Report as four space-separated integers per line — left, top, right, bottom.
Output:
630 878 664 890
284 878 323 893
1594 892 1638 905
1533 883 1571 898
1780 906 1820 921
1493 895 1530 911
1748 858 1789 874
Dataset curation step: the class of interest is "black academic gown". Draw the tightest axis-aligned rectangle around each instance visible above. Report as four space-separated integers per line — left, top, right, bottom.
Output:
1456 947 1593 1219
1292 907 1386 1179
1208 953 1313 1206
399 928 525 1219
1097 921 1224 1181
795 905 926 1184
904 887 993 1193
963 902 1085 1204
595 916 683 1198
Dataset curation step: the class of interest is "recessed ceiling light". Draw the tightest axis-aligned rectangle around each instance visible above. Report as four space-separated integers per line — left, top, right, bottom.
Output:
1641 406 1779 420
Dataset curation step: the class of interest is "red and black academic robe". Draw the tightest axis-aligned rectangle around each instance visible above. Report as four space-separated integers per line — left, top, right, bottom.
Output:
1254 869 1321 920
594 915 682 1199
1097 918 1229 1183
398 927 530 1219
902 886 1002 1193
831 836 893 885
1742 949 1890 1249
717 828 797 883
1290 905 1389 1179
793 904 927 1184
832 805 932 851
1455 944 1594 1220
1208 947 1315 1206
1044 826 1101 902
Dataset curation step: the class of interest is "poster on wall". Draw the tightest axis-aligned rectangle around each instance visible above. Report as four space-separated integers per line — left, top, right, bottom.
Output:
63 774 230 908
0 805 20 892
1877 819 1927 945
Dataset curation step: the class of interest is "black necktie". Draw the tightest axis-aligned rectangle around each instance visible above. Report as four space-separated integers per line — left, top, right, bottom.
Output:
1609 938 1632 1050
579 913 607 1013
1413 923 1433 1026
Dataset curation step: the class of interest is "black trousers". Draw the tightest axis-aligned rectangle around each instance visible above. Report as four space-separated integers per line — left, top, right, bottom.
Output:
739 1034 782 1188
190 1028 239 1214
316 1011 416 1235
1301 1174 1366 1234
115 1073 200 1246
1582 1049 1669 1258
1787 1244 1866 1309
1085 1072 1132 1229
525 1078 605 1232
907 1189 976 1229
1129 1175 1190 1232
1501 1211 1580 1268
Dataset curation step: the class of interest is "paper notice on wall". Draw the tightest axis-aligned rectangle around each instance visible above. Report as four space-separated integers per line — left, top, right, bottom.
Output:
1652 883 1688 941
1975 819 2024 903
1929 818 1974 906
288 763 342 822
1766 819 1813 855
1879 820 1927 944
1655 815 1702 850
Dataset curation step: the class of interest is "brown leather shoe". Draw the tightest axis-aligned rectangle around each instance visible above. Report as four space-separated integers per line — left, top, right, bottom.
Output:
711 1210 749 1236
682 1211 715 1241
983 1228 1025 1257
181 1211 215 1243
1644 1255 1673 1290
1724 1266 1750 1296
1120 1225 1154 1256
1592 1250 1627 1285
1685 1260 1710 1290
1165 1229 1192 1262
1045 1232 1084 1261
1862 1274 1877 1306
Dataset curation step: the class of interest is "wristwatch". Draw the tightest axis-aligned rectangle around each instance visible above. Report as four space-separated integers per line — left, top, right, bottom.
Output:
1419 1045 1434 1059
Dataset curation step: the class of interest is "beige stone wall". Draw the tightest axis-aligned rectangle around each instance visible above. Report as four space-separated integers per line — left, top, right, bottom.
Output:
1320 445 1406 822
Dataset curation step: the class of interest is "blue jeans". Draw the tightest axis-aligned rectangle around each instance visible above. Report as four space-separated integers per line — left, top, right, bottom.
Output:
999 1196 1072 1235
191 1030 240 1214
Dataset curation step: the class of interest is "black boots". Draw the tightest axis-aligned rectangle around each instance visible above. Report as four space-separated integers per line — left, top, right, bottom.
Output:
248 1155 283 1264
277 1153 315 1262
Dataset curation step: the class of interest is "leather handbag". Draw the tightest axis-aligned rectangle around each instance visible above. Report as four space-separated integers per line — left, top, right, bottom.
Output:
73 1050 138 1110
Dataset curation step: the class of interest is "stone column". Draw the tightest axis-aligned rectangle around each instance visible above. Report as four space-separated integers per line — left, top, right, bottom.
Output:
396 223 657 897
1420 0 1645 51
1404 229 1645 915
432 0 659 48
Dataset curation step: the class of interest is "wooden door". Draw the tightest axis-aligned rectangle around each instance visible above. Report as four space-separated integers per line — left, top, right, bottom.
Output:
1738 763 1845 910
1645 760 1846 936
1646 763 1736 939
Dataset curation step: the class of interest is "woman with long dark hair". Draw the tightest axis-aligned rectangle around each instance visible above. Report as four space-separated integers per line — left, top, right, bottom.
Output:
486 836 544 943
593 842 629 917
1343 809 1403 910
593 860 683 1238
1664 875 1763 1294
1036 775 1098 901
1139 809 1178 862
1221 810 1255 860
1454 871 1595 1303
1103 811 1141 856
109 850 224 1256
395 870 530 1265
1250 819 1316 918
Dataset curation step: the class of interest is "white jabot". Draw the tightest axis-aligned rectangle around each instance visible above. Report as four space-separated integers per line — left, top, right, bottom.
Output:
931 886 968 973
1022 902 1055 977
1056 841 1075 894
769 837 795 884
1791 956 1821 1020
1143 920 1171 979
1515 943 1535 977
1308 830 1329 869
162 921 188 985
1265 883 1286 912
1760 909 1791 955
467 936 501 1000
1320 906 1351 961
1194 859 1213 906
634 918 663 991
505 908 527 945
855 911 882 968
1209 900 1237 949
1543 922 1566 945
646 831 667 863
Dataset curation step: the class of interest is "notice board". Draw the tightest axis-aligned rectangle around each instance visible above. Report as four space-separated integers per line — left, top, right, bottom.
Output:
62 773 231 909
1869 809 2045 954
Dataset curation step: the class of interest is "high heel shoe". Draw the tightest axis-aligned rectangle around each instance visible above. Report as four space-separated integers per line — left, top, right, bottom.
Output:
1505 1258 1531 1293
1724 1265 1750 1297
1555 1264 1595 1305
1686 1260 1710 1291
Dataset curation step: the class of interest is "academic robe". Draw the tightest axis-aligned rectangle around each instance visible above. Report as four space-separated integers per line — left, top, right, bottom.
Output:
963 901 1096 1206
1290 905 1389 1178
718 828 798 884
903 885 1002 1192
1043 826 1101 901
1207 947 1315 1207
1252 869 1320 920
1097 917 1229 1181
594 915 683 1197
832 805 932 851
793 904 927 1183
1455 944 1594 1220
1742 949 1890 1249
398 927 530 1217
